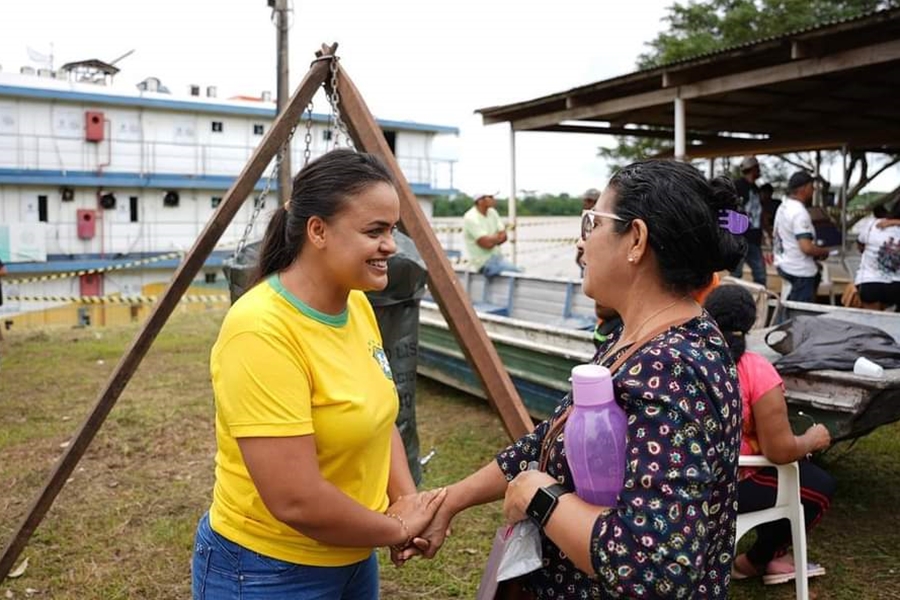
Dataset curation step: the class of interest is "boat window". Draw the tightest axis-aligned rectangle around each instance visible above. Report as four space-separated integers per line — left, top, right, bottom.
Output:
253 124 264 135
211 121 223 133
211 196 222 209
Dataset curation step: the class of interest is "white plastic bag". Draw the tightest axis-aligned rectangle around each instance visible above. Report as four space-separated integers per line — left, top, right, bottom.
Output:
496 520 543 582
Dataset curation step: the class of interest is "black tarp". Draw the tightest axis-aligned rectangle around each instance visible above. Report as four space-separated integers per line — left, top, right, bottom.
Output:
766 316 900 373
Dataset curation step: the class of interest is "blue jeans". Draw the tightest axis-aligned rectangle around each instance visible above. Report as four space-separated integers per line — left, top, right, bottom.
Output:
731 242 767 285
479 253 521 278
192 513 379 600
777 268 819 303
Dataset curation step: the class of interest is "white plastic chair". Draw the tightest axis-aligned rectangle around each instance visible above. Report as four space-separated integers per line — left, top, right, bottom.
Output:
720 276 782 329
817 263 836 305
736 455 809 600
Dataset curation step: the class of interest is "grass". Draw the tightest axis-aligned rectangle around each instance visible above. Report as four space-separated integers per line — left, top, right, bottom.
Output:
1 310 899 598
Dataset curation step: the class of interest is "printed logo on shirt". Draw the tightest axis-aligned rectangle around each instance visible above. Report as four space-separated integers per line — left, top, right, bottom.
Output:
369 341 394 380
877 236 900 274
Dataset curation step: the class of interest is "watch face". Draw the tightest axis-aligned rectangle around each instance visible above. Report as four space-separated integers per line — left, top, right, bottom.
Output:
527 487 556 525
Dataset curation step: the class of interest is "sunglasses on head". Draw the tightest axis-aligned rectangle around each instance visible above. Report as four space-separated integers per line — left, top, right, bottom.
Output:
581 210 626 241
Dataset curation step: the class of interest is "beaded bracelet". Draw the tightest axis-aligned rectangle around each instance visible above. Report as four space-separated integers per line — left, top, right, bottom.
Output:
386 512 412 551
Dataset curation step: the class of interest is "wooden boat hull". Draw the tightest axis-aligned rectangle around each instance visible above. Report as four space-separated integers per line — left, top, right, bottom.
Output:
418 303 592 421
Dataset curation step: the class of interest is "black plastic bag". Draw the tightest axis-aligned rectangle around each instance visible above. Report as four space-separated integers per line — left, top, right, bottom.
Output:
766 315 900 373
366 231 428 484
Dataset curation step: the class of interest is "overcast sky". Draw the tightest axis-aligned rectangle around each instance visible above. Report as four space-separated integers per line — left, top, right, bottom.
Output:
1 0 686 196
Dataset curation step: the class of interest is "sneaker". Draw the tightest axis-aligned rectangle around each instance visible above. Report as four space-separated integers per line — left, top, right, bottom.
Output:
762 555 826 585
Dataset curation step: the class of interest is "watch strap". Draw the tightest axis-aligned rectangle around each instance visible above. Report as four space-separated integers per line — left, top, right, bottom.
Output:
527 483 571 527
544 483 569 501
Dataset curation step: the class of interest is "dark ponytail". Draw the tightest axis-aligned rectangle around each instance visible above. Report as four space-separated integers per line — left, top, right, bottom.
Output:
255 207 295 283
703 285 757 362
254 149 394 283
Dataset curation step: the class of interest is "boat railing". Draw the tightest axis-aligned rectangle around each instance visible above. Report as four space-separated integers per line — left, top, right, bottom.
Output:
424 269 597 331
0 132 456 189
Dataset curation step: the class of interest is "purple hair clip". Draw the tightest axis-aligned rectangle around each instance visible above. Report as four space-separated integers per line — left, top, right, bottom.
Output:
718 209 750 235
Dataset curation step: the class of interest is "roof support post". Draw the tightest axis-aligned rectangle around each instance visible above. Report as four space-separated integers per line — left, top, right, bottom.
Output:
509 125 518 265
841 144 849 258
674 96 686 162
814 150 823 206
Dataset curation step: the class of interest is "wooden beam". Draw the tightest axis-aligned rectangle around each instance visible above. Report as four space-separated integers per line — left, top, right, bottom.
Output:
498 38 900 133
672 130 900 159
511 88 678 131
791 40 810 60
662 70 689 88
328 53 532 440
680 38 900 100
533 124 689 140
0 45 334 582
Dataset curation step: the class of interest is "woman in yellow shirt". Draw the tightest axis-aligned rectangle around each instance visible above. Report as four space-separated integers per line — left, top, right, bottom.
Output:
192 149 445 599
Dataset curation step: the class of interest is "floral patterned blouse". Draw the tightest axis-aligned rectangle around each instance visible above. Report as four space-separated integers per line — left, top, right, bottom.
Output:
496 314 741 599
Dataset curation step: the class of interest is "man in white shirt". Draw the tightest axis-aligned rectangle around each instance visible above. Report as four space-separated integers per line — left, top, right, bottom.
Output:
772 171 830 302
462 192 520 277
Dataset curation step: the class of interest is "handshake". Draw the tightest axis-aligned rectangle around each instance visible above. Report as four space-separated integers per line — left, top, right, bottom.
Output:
383 486 452 567
382 468 559 567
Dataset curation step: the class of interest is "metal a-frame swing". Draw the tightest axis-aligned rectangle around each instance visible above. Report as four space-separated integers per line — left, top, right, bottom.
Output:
0 43 531 580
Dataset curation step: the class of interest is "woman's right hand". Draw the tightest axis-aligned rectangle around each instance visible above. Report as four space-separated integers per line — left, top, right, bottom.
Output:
387 488 447 542
803 424 832 454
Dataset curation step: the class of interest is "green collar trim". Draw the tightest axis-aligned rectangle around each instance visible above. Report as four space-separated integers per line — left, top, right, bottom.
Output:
268 275 349 327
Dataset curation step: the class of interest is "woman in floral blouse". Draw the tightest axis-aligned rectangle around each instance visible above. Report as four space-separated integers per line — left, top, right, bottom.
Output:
402 160 747 599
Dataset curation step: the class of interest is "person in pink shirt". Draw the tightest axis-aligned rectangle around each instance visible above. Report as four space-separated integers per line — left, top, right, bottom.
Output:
704 285 834 586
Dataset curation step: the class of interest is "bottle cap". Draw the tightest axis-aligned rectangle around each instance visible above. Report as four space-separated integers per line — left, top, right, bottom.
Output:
570 364 614 406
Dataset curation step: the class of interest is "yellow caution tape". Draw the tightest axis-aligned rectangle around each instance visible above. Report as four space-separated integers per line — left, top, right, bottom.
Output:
5 294 229 305
6 252 185 285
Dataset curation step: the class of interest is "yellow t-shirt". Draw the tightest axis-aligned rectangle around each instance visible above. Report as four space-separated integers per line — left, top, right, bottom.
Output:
208 275 398 566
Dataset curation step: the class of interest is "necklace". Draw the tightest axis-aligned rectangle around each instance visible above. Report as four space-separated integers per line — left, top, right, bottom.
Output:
615 296 690 351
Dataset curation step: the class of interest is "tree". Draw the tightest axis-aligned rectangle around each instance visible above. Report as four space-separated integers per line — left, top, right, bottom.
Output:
638 0 894 69
602 0 900 222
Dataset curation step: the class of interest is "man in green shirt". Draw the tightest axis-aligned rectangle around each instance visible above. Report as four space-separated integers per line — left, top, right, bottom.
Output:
462 193 520 277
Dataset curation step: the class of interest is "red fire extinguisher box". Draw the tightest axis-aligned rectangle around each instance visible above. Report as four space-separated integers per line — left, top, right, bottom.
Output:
85 111 104 142
76 209 96 239
80 273 102 296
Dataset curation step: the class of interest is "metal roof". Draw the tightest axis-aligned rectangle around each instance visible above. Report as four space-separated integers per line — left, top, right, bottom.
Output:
645 6 893 70
477 7 900 158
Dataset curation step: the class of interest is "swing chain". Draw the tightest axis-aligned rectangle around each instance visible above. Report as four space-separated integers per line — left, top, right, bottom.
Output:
327 57 353 149
303 100 314 166
234 119 300 259
235 53 346 259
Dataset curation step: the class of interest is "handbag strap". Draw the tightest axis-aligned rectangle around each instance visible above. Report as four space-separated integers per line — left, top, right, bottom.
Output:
538 313 694 471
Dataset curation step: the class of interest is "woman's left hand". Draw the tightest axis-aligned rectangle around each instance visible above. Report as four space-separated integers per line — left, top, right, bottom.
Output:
503 470 557 525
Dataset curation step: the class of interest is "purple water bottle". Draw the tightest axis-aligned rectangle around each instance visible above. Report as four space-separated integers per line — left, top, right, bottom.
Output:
564 364 627 506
